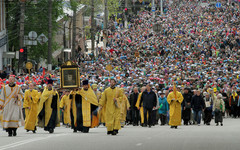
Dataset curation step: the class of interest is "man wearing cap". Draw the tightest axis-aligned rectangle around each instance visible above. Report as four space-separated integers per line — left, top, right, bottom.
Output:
0 76 24 136
100 78 123 135
71 80 99 133
38 79 60 133
24 83 40 133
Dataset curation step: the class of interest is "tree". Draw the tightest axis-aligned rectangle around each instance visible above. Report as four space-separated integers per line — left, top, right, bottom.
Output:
6 0 64 65
107 0 120 16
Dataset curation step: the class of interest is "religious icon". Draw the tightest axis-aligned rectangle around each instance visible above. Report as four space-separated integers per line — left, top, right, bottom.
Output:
60 61 80 89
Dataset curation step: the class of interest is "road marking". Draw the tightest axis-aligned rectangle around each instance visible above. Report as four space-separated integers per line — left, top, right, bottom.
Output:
0 133 68 150
136 143 142 146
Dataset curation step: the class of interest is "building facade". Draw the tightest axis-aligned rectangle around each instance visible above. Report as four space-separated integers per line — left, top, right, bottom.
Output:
0 0 7 71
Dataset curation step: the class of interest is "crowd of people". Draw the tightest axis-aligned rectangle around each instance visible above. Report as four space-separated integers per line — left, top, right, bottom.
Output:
0 0 240 136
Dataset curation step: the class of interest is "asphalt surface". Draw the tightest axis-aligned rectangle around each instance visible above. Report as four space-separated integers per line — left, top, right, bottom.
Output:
0 118 240 150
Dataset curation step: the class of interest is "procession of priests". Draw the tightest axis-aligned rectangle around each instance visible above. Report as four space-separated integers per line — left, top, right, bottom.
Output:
0 75 227 137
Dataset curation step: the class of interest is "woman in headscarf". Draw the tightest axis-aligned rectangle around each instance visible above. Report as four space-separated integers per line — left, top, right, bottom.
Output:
213 94 225 126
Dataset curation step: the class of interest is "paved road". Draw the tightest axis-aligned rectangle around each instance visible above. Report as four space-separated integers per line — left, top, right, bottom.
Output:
0 118 239 150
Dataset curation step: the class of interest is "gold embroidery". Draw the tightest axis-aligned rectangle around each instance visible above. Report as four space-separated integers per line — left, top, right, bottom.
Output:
2 120 19 122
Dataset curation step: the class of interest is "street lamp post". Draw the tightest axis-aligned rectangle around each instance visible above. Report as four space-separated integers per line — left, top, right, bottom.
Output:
161 0 163 15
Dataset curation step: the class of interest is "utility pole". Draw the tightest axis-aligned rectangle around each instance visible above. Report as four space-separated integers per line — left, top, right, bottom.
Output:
152 0 155 18
91 0 95 57
48 0 52 70
124 0 128 29
19 0 25 72
72 6 77 60
82 9 86 54
161 0 163 15
63 21 67 61
103 0 108 49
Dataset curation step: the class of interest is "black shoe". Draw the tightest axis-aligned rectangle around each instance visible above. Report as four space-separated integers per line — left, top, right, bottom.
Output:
13 130 17 136
175 126 178 129
206 123 210 126
171 126 174 129
221 123 223 126
8 130 12 137
73 128 77 133
33 130 36 133
216 123 219 126
112 131 117 135
107 131 113 135
113 130 118 135
49 128 54 133
26 130 30 132
82 130 89 133
148 125 151 128
143 124 147 127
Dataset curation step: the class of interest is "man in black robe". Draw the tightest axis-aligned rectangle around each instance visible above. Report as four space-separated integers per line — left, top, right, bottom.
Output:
70 80 98 133
182 88 192 125
130 87 140 126
38 79 60 133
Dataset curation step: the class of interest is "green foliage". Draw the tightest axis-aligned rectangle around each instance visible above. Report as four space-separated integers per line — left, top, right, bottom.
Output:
84 25 91 39
80 0 120 17
107 0 120 16
7 0 64 63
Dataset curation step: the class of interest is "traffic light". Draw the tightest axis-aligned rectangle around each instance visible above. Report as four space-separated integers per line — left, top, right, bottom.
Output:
124 8 128 15
19 47 27 62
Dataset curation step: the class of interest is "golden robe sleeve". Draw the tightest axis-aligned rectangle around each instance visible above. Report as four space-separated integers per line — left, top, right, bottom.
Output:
167 92 174 104
135 93 142 109
176 91 183 103
60 96 65 109
99 91 106 107
23 91 30 108
32 90 40 104
38 88 51 114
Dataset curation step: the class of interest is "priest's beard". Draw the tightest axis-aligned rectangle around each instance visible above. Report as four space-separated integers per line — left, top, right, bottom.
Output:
9 82 15 87
48 87 52 91
111 85 116 89
84 88 88 91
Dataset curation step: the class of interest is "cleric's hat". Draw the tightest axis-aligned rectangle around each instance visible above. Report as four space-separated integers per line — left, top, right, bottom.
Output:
47 79 53 85
83 80 89 85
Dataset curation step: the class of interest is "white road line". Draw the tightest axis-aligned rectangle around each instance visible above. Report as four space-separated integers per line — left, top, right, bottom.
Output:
0 133 68 150
136 143 142 146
